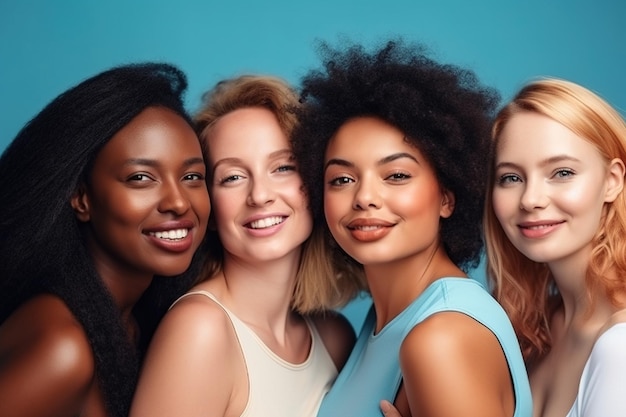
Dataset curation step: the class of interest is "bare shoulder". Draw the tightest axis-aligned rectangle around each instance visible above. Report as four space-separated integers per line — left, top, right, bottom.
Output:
310 310 356 371
401 311 505 368
132 291 247 416
399 312 513 417
158 291 238 347
143 290 244 371
0 294 95 415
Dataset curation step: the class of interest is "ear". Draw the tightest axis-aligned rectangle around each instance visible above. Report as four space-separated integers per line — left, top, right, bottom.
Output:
440 189 455 219
604 158 625 203
70 184 91 222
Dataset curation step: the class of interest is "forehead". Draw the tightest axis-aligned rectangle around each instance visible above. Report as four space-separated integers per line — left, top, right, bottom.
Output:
496 112 602 163
327 117 419 157
207 107 289 157
95 107 200 163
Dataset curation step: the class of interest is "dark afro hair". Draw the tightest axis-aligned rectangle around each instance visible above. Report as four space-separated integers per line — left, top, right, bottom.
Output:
293 38 500 271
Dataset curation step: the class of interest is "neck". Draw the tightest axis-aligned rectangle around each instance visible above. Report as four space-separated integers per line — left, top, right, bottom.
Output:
217 251 301 330
549 247 620 330
366 244 464 332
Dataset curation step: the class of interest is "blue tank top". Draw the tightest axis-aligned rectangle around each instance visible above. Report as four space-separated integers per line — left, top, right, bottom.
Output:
317 278 532 417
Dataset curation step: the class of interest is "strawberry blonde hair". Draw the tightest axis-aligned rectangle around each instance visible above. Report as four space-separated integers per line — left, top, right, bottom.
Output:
484 78 626 364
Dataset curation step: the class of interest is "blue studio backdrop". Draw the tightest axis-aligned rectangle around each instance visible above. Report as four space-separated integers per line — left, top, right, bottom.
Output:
1 0 625 331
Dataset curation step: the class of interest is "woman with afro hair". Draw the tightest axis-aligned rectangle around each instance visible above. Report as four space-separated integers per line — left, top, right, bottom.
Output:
0 63 210 417
293 39 531 417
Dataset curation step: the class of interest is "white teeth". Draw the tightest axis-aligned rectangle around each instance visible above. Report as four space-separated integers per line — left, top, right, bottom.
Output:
526 224 551 230
149 229 189 240
249 216 284 229
355 225 382 231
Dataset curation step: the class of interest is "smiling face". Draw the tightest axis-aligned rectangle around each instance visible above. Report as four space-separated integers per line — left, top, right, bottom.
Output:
205 107 312 265
323 117 453 266
72 106 210 281
492 111 622 266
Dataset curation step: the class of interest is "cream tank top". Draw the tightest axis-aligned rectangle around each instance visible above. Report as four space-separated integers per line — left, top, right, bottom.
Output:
172 290 338 417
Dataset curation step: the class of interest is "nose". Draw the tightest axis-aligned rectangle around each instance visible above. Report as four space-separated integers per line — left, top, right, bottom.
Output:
353 176 382 210
519 178 549 211
158 180 191 215
246 176 275 207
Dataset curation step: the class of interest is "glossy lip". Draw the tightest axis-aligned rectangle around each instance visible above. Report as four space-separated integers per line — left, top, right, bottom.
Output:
517 219 565 239
346 218 395 242
143 219 196 253
242 212 288 237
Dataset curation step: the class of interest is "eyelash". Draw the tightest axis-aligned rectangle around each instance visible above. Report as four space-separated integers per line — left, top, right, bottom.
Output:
554 169 574 179
497 173 521 185
218 174 243 185
276 164 297 173
497 168 576 185
327 176 354 187
127 173 152 182
386 172 411 182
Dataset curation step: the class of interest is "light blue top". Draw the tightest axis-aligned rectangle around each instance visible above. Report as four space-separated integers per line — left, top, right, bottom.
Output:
317 278 532 417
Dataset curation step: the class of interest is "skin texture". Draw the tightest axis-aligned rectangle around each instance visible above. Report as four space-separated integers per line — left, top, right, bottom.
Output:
492 111 625 417
0 107 210 417
324 117 515 417
130 107 355 417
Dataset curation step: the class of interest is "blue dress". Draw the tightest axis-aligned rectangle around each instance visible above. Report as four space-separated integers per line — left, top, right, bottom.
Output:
317 278 532 417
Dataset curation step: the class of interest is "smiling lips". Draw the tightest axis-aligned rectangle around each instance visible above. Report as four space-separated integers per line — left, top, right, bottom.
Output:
145 223 195 253
517 220 565 239
149 228 189 240
347 219 395 242
247 216 285 229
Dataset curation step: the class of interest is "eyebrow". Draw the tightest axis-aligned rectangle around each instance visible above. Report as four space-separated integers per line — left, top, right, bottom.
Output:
212 148 294 171
125 157 205 167
495 155 581 171
325 152 419 170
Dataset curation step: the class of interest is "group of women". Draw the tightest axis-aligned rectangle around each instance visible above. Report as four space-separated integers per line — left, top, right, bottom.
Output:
0 38 624 417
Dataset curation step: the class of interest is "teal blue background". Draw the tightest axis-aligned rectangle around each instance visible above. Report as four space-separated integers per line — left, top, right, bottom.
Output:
1 0 624 330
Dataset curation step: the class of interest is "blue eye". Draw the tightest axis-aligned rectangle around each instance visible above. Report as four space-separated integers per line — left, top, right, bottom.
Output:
276 164 297 173
497 174 522 185
554 169 574 179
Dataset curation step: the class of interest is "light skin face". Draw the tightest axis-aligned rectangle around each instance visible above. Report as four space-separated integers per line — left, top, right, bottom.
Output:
323 116 453 267
71 106 210 283
492 111 624 267
206 107 312 265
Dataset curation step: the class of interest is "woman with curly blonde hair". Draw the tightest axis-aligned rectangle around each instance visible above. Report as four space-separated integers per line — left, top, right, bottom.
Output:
485 78 626 417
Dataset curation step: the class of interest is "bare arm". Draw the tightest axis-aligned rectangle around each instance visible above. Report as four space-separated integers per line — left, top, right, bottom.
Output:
0 296 95 417
130 295 247 417
398 312 514 417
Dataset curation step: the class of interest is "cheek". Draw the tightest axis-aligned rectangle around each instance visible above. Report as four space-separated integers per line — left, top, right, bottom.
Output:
559 184 605 221
191 188 211 223
491 188 516 223
210 189 240 226
323 191 347 227
98 193 152 225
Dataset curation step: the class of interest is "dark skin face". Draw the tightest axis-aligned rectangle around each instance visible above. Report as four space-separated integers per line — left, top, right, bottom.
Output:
72 106 211 310
0 106 211 417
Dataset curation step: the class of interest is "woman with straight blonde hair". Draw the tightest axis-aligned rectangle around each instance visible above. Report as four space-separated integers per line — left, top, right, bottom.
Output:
131 75 364 417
